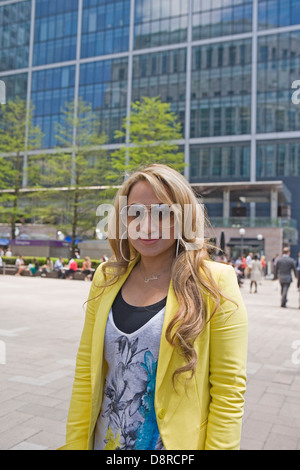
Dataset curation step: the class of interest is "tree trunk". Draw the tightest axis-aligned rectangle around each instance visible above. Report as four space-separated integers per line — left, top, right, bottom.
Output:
11 153 21 242
71 188 79 257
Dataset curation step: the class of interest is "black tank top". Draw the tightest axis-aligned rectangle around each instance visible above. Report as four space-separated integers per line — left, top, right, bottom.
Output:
112 288 167 334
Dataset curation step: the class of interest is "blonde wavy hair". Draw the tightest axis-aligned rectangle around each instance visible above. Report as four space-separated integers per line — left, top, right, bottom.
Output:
95 164 226 385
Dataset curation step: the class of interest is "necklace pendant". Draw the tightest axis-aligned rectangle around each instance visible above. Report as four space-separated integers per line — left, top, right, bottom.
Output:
144 274 160 283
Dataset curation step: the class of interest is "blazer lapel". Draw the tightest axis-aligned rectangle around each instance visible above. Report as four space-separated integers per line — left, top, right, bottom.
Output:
155 278 178 393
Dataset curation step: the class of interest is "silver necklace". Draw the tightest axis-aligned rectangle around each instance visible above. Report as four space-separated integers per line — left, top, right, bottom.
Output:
139 263 160 283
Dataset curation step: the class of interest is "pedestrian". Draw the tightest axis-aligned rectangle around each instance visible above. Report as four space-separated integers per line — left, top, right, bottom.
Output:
6 246 12 257
15 255 26 276
272 253 279 276
65 258 78 280
60 163 248 451
260 255 267 277
240 254 247 278
82 256 93 281
296 251 300 290
245 252 253 278
231 261 243 287
41 257 54 277
29 258 39 276
274 247 297 308
54 257 65 279
249 255 263 293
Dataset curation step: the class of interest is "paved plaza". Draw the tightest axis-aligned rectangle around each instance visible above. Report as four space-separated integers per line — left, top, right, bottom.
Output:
0 273 300 450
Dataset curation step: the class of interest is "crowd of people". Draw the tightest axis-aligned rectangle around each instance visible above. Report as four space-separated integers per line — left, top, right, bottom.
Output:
216 251 267 292
1 244 300 304
216 248 300 308
0 246 109 282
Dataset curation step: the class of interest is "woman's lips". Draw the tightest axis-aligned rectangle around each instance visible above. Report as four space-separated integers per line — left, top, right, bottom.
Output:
139 238 160 245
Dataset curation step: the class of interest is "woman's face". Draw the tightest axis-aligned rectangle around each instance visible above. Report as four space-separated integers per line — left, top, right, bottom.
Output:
124 180 176 258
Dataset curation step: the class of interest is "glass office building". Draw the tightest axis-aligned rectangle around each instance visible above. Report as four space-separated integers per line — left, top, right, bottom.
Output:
1 0 300 252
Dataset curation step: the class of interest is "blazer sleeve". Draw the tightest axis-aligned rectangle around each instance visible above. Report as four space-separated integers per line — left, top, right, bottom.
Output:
205 265 248 450
59 267 103 450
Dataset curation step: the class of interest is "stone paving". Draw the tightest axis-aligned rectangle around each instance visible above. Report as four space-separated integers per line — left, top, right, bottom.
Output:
0 274 300 450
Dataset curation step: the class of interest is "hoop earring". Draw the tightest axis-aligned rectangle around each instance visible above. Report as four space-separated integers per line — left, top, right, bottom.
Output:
176 238 180 257
120 236 139 263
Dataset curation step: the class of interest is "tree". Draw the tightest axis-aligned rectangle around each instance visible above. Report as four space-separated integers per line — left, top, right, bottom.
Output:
34 98 112 255
110 96 185 179
0 97 43 240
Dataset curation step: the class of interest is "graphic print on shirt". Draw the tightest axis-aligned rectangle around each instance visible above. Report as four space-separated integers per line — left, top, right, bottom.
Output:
100 335 163 450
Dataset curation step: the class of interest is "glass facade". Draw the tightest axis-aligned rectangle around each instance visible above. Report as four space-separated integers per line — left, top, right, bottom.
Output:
192 0 253 40
190 143 250 181
134 0 188 49
79 58 128 142
0 73 27 101
34 0 78 66
0 0 299 186
258 0 300 30
191 38 252 137
257 140 300 177
0 0 31 72
81 0 130 58
31 66 75 148
257 30 300 133
132 48 186 133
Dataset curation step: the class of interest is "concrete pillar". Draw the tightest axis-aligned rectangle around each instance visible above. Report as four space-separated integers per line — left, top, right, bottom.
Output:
250 202 256 227
223 189 230 220
270 188 278 220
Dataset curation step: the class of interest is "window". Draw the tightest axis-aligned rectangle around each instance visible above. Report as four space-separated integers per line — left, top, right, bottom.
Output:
134 0 188 49
191 39 252 137
33 1 78 66
258 0 300 30
257 31 300 133
81 0 130 58
0 1 31 72
79 58 128 143
192 0 253 40
132 49 186 136
190 143 250 181
31 66 76 148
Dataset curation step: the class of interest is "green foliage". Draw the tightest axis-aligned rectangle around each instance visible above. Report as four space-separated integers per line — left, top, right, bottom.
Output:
32 98 113 253
0 97 42 154
0 98 43 239
2 256 101 269
110 96 185 180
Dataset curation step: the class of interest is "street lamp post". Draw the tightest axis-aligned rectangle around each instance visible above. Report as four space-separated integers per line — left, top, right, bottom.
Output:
257 233 264 257
239 228 245 258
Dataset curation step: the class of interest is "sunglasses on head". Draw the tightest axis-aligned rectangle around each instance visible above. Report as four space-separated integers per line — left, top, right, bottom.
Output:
120 203 175 228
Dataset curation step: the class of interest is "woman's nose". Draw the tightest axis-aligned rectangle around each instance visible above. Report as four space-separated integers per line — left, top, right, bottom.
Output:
139 212 159 236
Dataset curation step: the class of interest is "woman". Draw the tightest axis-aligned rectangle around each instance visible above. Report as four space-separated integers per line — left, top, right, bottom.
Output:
82 256 93 281
41 257 54 276
60 164 248 450
249 255 263 293
260 255 267 277
29 258 39 276
65 258 78 280
15 255 26 276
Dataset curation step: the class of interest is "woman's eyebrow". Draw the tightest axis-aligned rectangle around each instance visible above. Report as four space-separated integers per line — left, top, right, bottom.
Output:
128 202 164 205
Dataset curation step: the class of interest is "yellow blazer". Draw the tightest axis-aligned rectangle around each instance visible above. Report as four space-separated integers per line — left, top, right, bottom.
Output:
60 258 248 450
